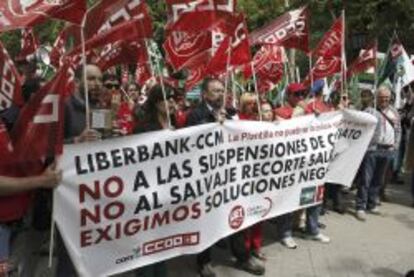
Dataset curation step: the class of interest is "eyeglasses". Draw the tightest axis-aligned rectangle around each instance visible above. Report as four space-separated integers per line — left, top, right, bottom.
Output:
105 84 120 90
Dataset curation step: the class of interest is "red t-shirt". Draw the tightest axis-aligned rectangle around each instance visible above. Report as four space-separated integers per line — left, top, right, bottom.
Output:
0 121 32 222
116 102 134 135
238 113 256 120
274 106 294 119
0 164 32 223
306 99 332 114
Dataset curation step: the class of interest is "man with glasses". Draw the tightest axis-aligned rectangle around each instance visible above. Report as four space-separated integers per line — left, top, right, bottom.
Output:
274 83 309 120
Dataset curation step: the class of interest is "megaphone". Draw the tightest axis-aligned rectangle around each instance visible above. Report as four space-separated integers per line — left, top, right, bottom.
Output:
36 46 51 66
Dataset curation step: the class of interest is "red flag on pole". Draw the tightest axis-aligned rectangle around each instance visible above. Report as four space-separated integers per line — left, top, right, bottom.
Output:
67 17 152 64
243 45 284 78
16 28 39 61
96 41 147 71
0 0 86 31
312 15 343 59
163 31 212 71
206 14 251 75
11 63 72 164
166 0 236 33
83 0 150 39
185 66 206 91
0 42 23 112
305 15 344 83
347 42 377 78
307 56 342 82
135 62 152 87
249 6 309 53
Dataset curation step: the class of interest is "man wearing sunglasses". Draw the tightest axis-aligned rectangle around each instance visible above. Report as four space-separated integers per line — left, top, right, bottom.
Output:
274 83 309 120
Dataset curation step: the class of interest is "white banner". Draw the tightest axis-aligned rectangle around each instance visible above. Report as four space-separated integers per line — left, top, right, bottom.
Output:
54 110 376 277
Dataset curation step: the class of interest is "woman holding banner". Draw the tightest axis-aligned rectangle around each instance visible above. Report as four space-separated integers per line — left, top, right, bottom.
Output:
132 83 177 277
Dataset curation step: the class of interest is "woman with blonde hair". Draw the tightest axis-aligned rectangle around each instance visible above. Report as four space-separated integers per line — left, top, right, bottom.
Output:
238 93 258 120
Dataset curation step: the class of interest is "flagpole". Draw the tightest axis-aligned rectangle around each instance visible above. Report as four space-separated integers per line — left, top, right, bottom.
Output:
231 71 237 109
80 25 91 130
251 61 263 121
48 196 56 268
296 66 301 82
144 39 155 76
222 38 233 114
309 53 316 111
341 10 347 98
374 39 378 109
151 39 172 129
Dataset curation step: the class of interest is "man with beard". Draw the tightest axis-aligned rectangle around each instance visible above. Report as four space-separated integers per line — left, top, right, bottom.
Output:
186 78 230 277
187 77 228 126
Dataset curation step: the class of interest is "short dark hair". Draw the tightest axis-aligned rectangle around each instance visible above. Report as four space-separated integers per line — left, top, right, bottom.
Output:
201 77 223 93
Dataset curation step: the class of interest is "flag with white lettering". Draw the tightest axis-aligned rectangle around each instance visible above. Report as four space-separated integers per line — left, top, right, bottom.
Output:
249 6 309 53
347 41 377 78
11 63 72 164
0 42 23 112
16 28 39 61
166 0 237 33
0 0 86 32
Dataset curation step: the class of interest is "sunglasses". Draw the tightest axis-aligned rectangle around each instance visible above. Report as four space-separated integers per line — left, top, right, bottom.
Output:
293 91 306 97
105 84 120 90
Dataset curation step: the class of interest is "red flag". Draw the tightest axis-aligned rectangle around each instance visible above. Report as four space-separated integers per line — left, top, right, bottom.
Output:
243 45 284 78
0 0 86 31
163 31 212 71
305 15 344 82
347 42 377 78
16 28 39 61
96 41 147 71
312 15 343 59
0 42 23 112
206 14 251 75
135 62 152 86
67 17 152 65
83 0 150 39
185 66 206 91
11 63 72 163
49 24 80 68
257 61 284 85
249 6 309 53
257 79 275 93
166 0 236 33
305 56 342 84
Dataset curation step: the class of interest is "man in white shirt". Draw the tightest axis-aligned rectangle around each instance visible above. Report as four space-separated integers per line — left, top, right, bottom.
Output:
376 86 401 203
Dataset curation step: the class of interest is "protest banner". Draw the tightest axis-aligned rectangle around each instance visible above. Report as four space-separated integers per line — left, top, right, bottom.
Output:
54 110 376 276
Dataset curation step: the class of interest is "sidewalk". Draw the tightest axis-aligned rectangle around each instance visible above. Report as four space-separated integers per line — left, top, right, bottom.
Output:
165 174 414 277
25 174 414 277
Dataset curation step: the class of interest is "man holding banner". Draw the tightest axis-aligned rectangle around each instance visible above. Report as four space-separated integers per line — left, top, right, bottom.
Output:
57 64 104 276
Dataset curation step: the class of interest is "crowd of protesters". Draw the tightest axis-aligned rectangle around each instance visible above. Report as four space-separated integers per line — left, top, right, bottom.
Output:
0 61 414 277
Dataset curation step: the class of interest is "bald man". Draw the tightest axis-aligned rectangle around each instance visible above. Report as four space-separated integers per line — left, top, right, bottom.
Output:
58 64 105 276
64 64 103 143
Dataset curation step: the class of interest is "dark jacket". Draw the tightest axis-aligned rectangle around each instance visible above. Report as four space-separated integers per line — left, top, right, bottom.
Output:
186 101 233 126
64 95 86 142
